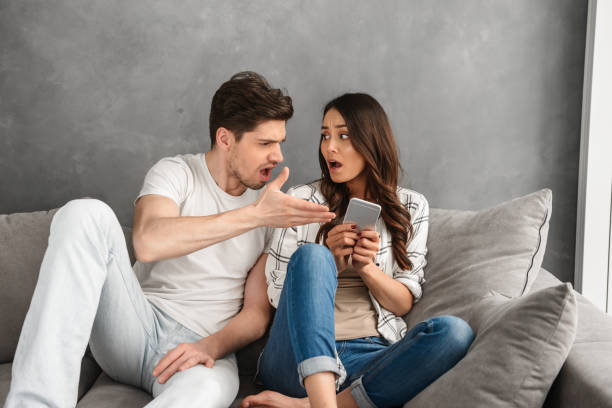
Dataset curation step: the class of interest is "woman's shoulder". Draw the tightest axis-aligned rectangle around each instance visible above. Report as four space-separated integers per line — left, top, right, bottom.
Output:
396 186 429 213
286 180 327 204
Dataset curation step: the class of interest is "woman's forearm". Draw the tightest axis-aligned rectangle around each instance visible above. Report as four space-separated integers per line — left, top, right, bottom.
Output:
359 263 414 316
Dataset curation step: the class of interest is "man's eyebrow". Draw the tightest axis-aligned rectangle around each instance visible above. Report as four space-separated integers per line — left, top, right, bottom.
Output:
321 124 348 129
258 137 286 143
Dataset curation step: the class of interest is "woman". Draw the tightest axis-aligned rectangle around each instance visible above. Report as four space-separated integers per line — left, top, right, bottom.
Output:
242 93 474 408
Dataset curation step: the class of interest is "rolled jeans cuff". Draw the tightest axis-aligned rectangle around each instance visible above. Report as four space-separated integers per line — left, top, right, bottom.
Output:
349 376 377 408
297 355 343 387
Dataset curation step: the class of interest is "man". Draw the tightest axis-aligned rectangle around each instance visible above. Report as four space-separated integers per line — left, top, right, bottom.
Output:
4 71 335 407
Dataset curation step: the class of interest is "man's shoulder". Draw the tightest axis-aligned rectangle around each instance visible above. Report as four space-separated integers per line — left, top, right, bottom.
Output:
286 180 326 204
151 153 201 173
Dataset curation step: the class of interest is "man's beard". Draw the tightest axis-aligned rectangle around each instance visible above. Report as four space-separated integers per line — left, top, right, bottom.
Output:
229 156 266 190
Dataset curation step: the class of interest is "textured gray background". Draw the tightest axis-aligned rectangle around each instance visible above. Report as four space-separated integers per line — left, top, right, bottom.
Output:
0 0 587 283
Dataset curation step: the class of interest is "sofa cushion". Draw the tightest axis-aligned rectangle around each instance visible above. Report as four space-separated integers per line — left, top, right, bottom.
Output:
544 291 612 408
406 189 552 328
76 373 152 407
406 283 577 408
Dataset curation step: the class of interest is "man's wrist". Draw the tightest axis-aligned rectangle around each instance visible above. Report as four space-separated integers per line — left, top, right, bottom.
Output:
237 204 264 229
198 335 222 361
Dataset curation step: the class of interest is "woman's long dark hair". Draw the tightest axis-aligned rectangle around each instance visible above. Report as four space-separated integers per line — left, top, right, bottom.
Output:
315 93 414 271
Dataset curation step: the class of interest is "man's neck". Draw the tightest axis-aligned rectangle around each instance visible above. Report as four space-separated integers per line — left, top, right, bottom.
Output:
204 150 247 196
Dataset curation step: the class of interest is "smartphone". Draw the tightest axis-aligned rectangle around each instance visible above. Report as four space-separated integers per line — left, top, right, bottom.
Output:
343 198 381 231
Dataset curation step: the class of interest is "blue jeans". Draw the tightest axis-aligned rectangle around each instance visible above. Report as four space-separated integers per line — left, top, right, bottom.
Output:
258 244 474 408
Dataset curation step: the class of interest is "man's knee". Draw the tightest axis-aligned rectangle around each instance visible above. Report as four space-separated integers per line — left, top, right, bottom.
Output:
157 365 239 407
54 199 117 230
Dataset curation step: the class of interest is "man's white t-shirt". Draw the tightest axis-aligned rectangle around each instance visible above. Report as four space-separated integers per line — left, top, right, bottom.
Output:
133 153 271 338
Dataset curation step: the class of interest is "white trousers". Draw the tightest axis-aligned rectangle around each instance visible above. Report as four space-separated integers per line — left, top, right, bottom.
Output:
4 199 239 408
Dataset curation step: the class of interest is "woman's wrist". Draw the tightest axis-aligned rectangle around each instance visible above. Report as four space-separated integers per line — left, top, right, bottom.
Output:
359 261 380 277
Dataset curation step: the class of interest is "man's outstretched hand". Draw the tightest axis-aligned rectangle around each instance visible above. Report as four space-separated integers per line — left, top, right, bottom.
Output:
252 167 335 227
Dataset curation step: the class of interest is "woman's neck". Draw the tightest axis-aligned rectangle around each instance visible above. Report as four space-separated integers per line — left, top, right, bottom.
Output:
346 171 368 200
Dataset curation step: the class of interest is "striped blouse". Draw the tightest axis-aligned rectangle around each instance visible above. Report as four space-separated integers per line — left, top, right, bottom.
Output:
265 181 429 344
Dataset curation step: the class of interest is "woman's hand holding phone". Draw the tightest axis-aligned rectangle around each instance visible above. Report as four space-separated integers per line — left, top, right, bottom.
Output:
352 229 380 272
325 223 359 272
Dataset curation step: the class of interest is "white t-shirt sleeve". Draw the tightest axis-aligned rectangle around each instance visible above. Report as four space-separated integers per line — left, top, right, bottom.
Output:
135 156 194 207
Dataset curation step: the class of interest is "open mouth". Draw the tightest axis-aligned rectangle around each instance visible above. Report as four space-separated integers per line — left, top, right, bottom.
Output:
259 165 275 180
328 160 343 170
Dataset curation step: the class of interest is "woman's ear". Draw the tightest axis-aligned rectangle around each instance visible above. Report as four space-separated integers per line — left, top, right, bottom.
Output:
215 127 235 152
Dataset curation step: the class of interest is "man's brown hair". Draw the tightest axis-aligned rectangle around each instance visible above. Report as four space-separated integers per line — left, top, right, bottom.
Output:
209 71 293 146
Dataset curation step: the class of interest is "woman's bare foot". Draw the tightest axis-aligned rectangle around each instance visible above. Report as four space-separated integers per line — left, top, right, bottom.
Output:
241 390 310 408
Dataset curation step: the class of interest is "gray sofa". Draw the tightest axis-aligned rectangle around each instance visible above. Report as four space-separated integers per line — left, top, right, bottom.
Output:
2 192 612 407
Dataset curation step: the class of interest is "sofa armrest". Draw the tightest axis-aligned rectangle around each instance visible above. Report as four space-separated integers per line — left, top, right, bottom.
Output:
537 269 612 408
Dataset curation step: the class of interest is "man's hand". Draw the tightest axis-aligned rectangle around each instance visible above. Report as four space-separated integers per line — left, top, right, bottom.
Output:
352 229 380 272
252 167 335 227
325 223 359 272
153 337 218 384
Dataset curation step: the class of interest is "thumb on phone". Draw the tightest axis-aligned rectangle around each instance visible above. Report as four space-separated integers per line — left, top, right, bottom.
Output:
269 167 289 191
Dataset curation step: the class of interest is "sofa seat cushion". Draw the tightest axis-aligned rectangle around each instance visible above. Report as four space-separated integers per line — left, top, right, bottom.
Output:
406 283 577 408
406 189 552 328
76 373 153 407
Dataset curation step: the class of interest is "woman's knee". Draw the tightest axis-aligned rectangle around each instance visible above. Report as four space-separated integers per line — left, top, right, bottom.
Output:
287 244 336 279
433 315 475 358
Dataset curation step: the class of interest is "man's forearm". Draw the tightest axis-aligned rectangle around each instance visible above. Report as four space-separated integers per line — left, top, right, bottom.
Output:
134 204 260 263
204 306 270 360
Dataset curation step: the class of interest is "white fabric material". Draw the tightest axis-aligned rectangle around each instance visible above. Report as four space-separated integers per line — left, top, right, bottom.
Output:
265 181 429 343
133 153 271 338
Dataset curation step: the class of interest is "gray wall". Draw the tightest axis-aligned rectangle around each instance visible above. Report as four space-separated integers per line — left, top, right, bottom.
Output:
0 0 587 283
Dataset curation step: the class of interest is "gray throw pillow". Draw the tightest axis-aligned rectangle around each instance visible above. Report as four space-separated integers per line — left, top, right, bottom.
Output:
406 189 552 328
405 283 577 408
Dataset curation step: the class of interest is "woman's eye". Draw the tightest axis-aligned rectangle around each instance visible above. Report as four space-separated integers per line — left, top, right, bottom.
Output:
321 134 330 140
340 133 349 140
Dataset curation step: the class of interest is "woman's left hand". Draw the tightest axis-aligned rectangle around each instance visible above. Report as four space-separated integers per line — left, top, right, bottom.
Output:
352 229 380 271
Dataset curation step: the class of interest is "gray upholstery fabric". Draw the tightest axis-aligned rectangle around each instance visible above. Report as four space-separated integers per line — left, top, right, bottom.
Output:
76 374 152 407
0 363 12 403
406 189 552 328
521 269 612 408
406 283 577 408
544 290 612 408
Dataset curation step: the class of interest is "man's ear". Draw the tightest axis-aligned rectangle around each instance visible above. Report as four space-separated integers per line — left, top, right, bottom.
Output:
215 127 235 152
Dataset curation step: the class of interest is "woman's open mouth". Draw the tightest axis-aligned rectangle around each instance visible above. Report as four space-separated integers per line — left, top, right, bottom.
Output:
328 160 343 172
